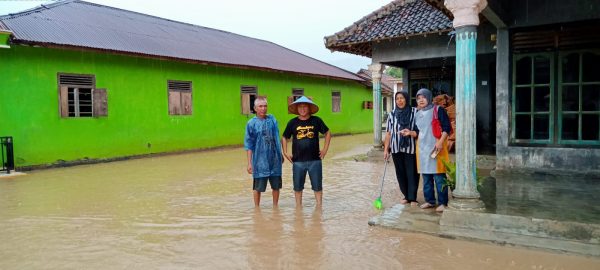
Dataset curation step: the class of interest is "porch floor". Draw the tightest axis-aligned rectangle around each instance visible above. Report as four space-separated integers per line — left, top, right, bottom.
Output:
368 154 600 257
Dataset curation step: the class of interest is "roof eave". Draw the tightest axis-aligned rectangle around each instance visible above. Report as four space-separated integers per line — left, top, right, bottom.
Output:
11 40 365 82
327 28 453 57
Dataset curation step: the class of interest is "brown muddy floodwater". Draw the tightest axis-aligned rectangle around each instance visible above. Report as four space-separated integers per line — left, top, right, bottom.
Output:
0 133 598 269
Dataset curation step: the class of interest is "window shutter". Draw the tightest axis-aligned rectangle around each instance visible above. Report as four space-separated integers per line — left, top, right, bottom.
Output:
93 88 108 117
241 93 251 114
287 96 294 114
59 86 69 117
181 91 192 115
292 88 304 96
332 92 341 112
169 91 182 115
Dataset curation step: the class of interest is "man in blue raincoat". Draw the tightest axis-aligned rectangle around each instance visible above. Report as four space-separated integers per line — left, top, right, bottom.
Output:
244 96 284 207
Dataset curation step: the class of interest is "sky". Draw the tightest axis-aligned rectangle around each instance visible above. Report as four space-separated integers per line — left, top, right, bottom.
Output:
0 0 391 73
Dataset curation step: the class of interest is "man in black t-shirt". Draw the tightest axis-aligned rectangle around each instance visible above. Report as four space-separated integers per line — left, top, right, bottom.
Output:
282 96 331 207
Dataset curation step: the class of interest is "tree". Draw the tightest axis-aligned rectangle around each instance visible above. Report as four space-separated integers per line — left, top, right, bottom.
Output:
384 66 403 79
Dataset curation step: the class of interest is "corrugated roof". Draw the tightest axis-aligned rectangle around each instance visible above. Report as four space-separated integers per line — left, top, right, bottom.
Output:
0 0 362 81
0 21 10 32
324 0 452 57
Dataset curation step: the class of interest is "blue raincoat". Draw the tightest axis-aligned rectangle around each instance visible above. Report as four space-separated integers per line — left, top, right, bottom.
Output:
244 114 283 178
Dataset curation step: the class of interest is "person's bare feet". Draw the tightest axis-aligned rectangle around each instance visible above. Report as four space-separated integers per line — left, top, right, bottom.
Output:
410 202 419 207
420 202 434 209
400 198 408 204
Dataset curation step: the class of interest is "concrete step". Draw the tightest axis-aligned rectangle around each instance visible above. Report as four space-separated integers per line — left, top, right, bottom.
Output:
440 209 600 257
370 204 600 257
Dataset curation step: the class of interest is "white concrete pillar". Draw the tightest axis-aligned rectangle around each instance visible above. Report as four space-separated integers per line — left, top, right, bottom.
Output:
369 63 383 148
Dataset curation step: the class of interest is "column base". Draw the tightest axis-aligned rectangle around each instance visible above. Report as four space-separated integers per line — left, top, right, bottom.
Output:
449 197 485 211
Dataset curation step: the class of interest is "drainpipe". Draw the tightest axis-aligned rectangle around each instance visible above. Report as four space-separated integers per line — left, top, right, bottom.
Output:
369 63 383 149
444 0 487 210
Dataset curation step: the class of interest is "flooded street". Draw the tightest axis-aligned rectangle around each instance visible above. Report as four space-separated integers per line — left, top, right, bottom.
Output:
0 133 598 269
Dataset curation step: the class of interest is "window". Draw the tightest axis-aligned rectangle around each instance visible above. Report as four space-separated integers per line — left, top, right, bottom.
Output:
241 85 258 114
512 50 600 146
168 80 192 115
559 51 600 144
332 91 341 112
512 54 553 143
409 81 428 107
58 73 106 118
287 88 306 114
409 80 453 107
409 68 455 107
292 88 304 100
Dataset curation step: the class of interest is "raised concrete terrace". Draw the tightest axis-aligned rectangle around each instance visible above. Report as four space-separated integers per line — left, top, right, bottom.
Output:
368 155 600 257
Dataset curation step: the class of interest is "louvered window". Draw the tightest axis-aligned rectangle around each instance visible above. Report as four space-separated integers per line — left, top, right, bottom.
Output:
332 91 341 112
241 86 258 114
168 80 193 115
511 22 600 53
510 22 600 146
58 73 106 118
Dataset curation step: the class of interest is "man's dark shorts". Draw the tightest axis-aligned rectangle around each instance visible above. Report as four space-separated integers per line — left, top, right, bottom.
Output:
292 160 323 192
253 176 282 192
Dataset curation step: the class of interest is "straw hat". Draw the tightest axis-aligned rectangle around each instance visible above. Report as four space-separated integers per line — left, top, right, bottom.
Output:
288 96 319 115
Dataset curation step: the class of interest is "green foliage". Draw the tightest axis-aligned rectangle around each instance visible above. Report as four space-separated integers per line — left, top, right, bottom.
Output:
441 159 485 192
384 67 403 79
441 159 456 191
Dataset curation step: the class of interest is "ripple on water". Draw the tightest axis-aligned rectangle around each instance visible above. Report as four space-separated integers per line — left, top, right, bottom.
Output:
1 134 599 269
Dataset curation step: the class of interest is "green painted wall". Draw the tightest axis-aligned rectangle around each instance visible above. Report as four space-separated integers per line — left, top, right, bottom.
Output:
0 46 373 167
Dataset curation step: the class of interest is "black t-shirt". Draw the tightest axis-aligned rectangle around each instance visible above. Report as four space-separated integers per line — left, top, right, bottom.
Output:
282 116 329 162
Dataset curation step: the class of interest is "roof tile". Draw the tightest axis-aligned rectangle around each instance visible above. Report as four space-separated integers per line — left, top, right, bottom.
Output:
324 0 452 57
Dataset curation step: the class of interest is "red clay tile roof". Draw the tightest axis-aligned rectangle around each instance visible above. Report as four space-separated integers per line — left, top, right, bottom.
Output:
325 0 452 57
0 0 363 81
356 69 398 95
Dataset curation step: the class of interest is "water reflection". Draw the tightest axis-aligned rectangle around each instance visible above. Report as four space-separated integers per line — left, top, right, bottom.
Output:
0 134 598 269
485 171 600 224
249 208 284 269
290 207 324 269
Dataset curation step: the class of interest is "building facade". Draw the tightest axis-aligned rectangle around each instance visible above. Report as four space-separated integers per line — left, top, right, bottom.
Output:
0 1 374 168
326 0 600 173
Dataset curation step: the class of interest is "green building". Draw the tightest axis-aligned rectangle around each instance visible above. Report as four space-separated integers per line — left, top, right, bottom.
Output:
0 0 372 169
